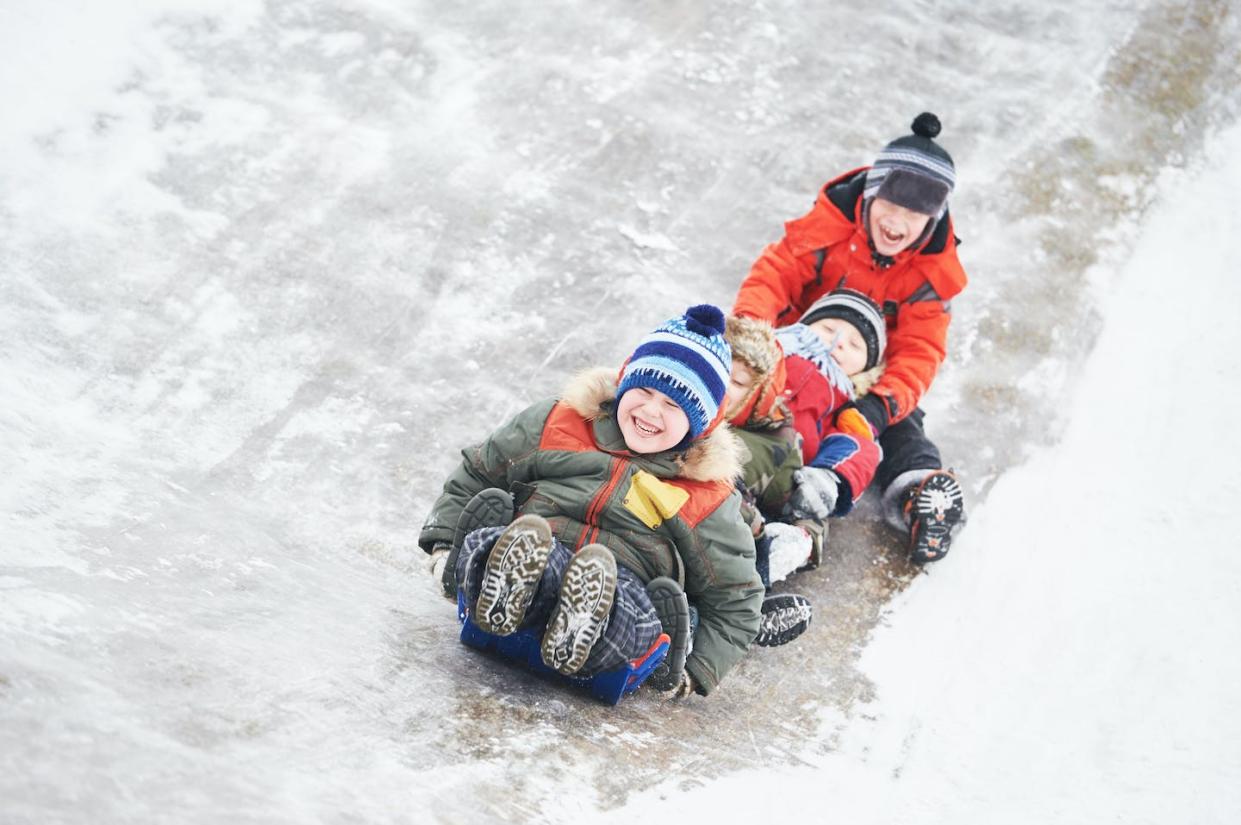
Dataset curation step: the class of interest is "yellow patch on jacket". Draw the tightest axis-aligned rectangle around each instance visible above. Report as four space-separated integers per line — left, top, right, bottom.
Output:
623 470 690 529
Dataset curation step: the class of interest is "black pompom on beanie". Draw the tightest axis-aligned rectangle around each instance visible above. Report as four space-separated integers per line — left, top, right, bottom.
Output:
863 113 956 218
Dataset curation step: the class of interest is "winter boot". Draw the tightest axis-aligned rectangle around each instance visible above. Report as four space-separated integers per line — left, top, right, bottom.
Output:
473 514 553 636
904 469 965 564
764 522 817 585
644 577 691 691
754 593 813 647
541 545 617 676
443 488 515 597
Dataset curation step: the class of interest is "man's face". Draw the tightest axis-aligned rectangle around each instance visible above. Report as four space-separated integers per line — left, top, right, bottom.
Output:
807 317 869 376
617 387 691 453
868 197 932 256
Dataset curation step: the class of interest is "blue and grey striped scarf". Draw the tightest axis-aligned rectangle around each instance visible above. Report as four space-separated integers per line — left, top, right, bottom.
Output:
774 324 855 400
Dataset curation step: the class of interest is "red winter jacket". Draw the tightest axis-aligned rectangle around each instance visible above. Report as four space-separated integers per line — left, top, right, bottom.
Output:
781 353 880 513
733 168 968 427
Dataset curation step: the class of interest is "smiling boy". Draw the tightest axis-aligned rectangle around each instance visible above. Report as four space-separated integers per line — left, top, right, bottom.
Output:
616 386 691 452
732 113 967 563
420 306 763 696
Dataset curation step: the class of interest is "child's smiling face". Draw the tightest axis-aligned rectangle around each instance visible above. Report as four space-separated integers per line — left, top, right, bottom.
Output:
868 196 932 256
807 317 869 376
617 387 690 453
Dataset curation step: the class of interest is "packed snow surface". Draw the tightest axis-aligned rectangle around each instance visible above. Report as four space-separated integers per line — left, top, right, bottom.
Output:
2 1 1239 823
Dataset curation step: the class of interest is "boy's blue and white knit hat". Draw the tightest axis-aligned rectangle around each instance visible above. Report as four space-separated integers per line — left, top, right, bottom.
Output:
863 112 956 218
616 304 732 445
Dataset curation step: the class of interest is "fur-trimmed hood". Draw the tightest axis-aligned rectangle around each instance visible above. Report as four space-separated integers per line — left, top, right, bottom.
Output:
561 367 745 483
726 315 782 379
852 363 884 398
723 315 789 428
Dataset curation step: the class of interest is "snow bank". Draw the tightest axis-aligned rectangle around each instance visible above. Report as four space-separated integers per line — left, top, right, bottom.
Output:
600 119 1241 825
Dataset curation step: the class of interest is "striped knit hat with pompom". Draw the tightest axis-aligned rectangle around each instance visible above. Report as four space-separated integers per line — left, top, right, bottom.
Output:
617 304 732 445
799 288 887 372
863 112 957 218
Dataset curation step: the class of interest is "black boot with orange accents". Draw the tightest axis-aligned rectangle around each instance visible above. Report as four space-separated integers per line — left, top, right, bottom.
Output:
904 469 965 564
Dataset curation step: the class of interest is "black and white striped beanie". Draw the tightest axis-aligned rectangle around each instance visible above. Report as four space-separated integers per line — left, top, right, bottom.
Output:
863 113 956 218
798 288 887 372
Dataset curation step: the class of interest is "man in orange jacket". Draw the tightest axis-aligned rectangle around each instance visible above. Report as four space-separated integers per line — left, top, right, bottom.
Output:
732 113 966 563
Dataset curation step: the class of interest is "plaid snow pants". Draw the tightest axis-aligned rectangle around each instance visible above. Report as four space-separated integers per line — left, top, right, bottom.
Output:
456 526 662 677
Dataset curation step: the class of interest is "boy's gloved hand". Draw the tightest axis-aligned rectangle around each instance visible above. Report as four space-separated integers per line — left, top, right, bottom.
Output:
428 543 452 593
786 467 841 521
656 669 697 699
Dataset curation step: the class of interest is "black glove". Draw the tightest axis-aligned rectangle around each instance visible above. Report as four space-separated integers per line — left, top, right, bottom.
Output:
852 394 892 436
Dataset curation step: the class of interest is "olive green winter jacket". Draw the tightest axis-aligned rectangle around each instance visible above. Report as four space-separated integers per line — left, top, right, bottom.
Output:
420 368 763 694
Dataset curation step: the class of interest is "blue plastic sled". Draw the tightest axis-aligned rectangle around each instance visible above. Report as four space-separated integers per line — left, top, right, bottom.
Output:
457 592 669 705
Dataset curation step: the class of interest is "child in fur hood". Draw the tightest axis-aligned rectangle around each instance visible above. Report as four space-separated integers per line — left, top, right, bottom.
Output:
420 305 763 697
726 289 885 529
723 291 885 639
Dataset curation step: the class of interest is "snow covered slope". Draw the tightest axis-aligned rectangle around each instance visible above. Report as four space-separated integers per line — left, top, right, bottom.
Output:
2 1 1239 823
602 117 1241 825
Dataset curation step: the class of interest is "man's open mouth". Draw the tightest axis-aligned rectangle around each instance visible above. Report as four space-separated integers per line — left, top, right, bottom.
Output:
879 224 905 244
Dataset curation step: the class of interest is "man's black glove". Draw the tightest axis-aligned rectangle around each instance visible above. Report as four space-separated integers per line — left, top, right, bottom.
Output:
852 394 892 437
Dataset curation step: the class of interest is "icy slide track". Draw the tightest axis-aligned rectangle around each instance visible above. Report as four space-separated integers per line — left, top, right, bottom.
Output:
2 1 1238 823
